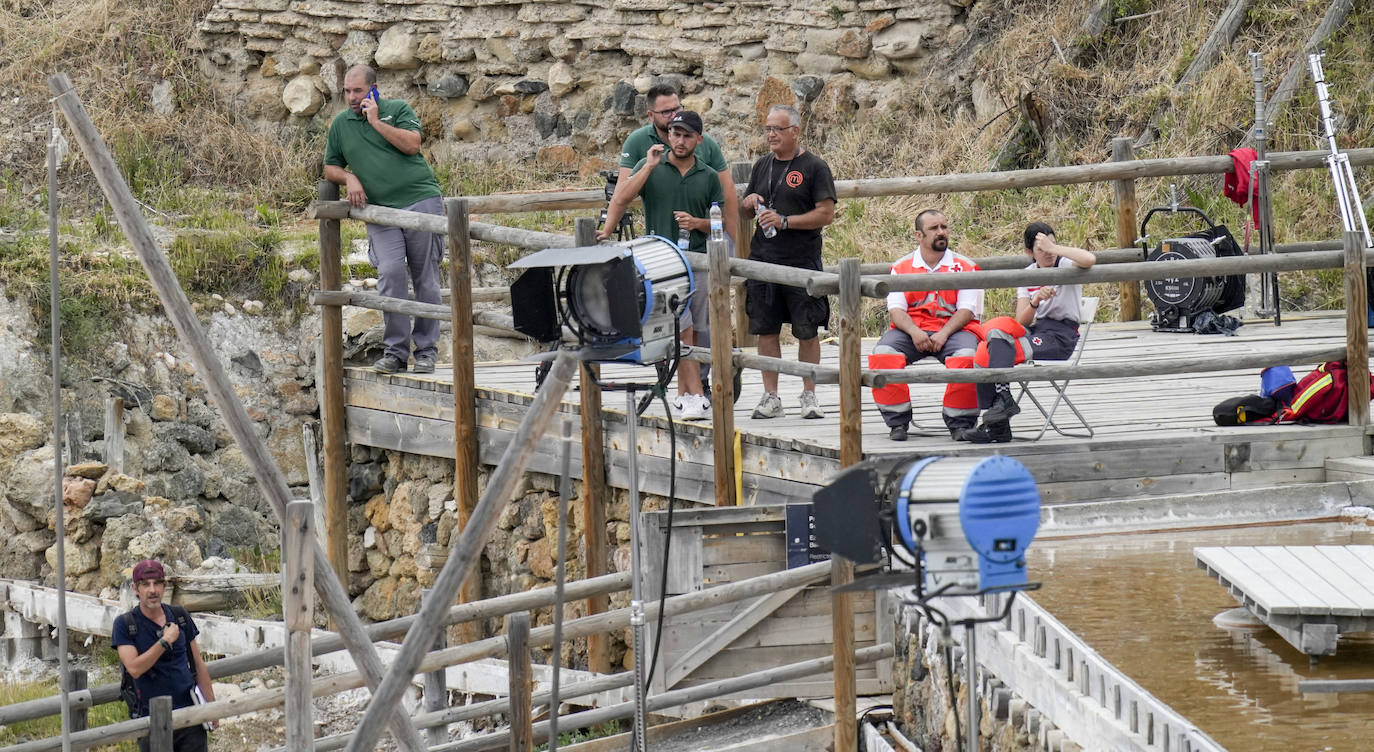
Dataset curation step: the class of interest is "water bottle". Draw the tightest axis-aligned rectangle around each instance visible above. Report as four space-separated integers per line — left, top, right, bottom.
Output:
677 226 690 250
709 202 724 242
755 203 777 239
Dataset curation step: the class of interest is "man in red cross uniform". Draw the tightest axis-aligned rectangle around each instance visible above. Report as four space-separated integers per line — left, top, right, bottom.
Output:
869 209 984 442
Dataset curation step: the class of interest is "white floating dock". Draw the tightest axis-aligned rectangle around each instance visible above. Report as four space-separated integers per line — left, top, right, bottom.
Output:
1194 545 1374 657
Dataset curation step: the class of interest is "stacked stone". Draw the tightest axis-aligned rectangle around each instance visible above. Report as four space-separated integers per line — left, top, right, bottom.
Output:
0 309 321 597
192 0 976 167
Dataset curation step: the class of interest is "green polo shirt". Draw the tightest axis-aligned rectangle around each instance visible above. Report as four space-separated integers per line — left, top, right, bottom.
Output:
633 154 725 254
324 99 441 209
620 124 728 173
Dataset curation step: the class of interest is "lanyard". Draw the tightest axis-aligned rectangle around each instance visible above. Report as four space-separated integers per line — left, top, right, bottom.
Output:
765 151 800 206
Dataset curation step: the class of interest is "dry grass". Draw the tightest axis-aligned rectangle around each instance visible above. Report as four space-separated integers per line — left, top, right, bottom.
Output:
2 0 318 212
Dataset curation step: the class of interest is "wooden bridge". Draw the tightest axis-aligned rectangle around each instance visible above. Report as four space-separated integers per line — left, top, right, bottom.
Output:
27 74 1374 752
347 311 1373 516
1195 545 1374 658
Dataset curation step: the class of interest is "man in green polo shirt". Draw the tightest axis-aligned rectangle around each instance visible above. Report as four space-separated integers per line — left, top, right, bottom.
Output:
597 111 723 421
324 64 445 375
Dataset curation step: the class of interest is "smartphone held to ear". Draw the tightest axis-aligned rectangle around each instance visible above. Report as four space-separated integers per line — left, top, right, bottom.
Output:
369 86 380 102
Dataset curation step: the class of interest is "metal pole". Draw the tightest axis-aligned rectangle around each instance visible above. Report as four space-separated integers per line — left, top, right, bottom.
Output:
548 420 573 752
1250 51 1280 322
48 121 73 752
626 390 647 752
965 624 978 752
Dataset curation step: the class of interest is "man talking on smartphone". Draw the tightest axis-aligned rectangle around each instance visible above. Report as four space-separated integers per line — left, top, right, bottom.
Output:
324 65 445 375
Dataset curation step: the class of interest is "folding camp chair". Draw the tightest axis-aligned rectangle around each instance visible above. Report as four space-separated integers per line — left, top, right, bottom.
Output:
1014 296 1098 440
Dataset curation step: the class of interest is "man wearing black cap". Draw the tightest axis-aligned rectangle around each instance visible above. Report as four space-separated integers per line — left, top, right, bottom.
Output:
599 111 724 420
112 559 215 751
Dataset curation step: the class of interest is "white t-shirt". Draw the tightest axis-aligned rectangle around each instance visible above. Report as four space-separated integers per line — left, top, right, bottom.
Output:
1016 256 1081 323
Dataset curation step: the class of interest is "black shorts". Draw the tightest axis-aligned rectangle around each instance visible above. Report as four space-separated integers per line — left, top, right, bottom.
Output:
746 280 830 339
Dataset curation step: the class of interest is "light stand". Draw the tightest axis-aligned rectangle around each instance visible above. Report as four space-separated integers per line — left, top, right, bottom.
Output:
1309 53 1373 249
625 387 649 752
1249 52 1280 323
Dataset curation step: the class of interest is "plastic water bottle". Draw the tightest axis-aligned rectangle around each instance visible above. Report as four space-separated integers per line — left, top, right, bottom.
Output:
709 202 724 242
677 226 690 250
755 203 777 239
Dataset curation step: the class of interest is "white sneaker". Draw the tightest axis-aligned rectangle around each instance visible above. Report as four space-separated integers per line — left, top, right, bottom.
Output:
679 394 711 421
673 394 686 411
752 392 784 419
799 390 825 419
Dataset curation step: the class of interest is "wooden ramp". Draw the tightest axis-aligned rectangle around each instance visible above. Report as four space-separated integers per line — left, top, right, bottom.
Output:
1194 545 1374 656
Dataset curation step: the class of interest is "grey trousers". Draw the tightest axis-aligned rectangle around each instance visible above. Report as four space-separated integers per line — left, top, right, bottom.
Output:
366 195 445 361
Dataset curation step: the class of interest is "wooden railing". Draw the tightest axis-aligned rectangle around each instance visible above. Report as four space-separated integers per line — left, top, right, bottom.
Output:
39 70 1371 751
300 142 1370 751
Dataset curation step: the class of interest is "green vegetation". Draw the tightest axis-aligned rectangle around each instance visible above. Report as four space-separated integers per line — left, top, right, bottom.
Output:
537 719 622 750
0 671 137 750
2 0 1372 343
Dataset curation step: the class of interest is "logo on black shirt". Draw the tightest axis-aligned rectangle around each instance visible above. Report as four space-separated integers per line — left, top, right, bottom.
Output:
786 171 804 188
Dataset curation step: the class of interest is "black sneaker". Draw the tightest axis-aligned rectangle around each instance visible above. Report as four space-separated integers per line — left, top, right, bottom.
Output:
413 355 435 374
983 388 1022 424
889 425 909 442
373 354 406 374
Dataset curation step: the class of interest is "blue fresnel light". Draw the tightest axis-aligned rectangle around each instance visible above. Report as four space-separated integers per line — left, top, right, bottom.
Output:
813 455 1041 596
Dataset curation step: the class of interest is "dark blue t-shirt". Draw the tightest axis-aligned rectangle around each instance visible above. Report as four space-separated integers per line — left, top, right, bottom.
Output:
111 605 200 715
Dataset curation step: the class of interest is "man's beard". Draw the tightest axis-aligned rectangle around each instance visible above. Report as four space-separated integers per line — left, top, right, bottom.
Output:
932 237 949 252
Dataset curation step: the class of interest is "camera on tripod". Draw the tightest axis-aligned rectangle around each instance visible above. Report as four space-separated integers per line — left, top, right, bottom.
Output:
599 169 636 242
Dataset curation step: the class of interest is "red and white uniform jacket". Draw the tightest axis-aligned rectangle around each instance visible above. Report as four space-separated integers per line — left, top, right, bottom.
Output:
886 249 984 331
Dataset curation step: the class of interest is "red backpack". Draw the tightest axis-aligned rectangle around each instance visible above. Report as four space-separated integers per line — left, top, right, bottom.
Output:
1278 361 1371 424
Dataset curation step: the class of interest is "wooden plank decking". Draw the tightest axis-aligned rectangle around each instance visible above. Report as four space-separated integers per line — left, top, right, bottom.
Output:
1194 545 1374 656
344 312 1373 514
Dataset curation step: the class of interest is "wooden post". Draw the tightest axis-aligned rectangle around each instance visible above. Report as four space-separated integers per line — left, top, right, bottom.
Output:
317 179 350 588
1344 230 1371 426
832 258 861 752
284 501 315 752
1112 137 1141 321
422 589 449 747
102 397 124 473
69 669 87 732
505 612 533 752
446 197 483 643
302 423 328 552
708 235 737 506
64 411 82 465
148 695 172 752
50 73 429 752
731 161 756 348
574 217 611 675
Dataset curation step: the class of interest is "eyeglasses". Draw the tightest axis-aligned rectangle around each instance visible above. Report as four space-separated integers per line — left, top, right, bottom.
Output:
650 106 683 116
763 125 797 134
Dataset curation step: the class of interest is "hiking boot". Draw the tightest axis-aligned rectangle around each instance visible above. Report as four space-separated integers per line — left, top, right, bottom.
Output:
752 392 784 419
951 426 993 444
373 354 406 374
982 419 1014 443
413 355 435 374
983 386 1021 424
799 390 825 419
889 424 909 442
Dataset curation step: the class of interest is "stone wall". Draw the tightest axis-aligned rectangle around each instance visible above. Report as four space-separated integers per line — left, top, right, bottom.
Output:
892 612 1082 752
191 0 985 169
351 445 666 669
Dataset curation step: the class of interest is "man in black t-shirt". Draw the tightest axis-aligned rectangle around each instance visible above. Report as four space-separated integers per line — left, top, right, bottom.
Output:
740 105 837 420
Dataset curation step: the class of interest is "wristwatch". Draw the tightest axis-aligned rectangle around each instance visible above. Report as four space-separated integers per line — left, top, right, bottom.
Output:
158 638 172 651
780 215 789 230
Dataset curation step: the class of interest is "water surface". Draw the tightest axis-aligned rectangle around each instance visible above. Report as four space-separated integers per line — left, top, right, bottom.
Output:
1027 522 1374 752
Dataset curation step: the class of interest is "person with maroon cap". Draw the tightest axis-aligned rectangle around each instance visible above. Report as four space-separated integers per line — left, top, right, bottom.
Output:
112 559 216 751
